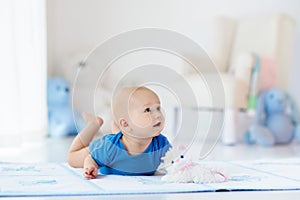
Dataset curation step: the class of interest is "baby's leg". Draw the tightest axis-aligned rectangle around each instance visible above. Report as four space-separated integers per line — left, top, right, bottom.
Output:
67 112 103 168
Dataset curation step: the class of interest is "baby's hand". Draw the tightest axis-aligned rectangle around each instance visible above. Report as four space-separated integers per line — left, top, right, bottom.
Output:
82 112 103 127
84 166 98 179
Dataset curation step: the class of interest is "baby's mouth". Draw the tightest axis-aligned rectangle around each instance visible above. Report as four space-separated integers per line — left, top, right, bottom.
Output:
153 122 161 127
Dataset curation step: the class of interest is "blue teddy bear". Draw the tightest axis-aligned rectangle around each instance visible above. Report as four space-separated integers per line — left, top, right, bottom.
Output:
244 88 300 146
47 77 85 137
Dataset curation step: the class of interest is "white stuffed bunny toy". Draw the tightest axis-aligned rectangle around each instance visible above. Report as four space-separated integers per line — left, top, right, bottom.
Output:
158 146 227 183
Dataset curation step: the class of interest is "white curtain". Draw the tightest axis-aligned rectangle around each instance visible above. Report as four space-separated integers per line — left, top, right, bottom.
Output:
0 0 47 147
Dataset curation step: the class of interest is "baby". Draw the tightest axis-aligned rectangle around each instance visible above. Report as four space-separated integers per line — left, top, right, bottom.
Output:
67 86 171 179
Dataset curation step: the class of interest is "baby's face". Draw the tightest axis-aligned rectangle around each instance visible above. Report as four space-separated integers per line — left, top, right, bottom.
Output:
127 88 165 139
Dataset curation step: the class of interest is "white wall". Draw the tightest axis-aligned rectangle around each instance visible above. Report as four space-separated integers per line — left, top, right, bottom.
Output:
47 0 300 107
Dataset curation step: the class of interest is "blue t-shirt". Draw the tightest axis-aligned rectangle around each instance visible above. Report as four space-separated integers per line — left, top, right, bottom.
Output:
89 132 171 175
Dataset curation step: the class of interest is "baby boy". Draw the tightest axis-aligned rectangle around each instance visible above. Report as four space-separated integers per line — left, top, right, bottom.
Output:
67 86 171 179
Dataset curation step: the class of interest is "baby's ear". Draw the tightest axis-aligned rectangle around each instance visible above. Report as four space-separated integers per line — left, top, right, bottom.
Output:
119 118 131 133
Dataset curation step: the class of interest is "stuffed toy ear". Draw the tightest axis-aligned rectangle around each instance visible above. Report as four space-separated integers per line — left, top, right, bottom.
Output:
255 91 267 125
286 93 300 125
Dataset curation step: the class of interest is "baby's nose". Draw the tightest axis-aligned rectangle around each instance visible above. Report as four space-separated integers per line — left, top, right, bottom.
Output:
153 110 161 119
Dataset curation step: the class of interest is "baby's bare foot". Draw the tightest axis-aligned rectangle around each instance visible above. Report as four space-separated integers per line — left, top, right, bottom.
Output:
82 112 104 127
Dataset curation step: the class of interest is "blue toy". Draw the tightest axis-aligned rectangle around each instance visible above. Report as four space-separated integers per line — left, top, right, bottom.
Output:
47 77 85 137
244 88 300 146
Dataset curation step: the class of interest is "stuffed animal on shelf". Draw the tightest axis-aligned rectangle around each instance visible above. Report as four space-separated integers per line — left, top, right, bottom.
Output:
158 146 227 183
244 87 300 146
47 77 85 137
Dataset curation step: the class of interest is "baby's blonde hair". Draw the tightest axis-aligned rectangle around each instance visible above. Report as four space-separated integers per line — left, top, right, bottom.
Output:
111 86 156 126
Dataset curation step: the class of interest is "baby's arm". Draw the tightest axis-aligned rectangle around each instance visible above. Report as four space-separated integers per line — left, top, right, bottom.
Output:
83 154 99 179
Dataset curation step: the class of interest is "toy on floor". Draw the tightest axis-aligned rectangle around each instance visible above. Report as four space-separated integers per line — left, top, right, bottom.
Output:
158 146 227 183
47 77 85 137
244 87 300 146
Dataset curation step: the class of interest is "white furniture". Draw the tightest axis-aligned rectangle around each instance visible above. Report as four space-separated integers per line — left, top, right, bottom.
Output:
182 13 296 144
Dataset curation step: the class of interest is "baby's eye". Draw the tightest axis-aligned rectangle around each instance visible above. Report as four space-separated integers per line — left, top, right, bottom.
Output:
157 106 161 111
144 108 151 113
